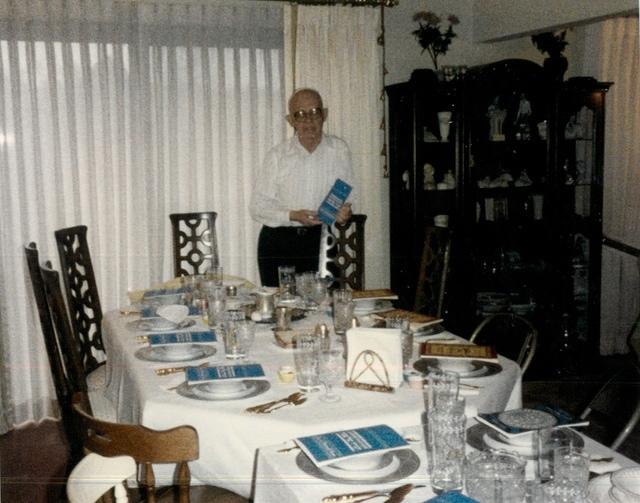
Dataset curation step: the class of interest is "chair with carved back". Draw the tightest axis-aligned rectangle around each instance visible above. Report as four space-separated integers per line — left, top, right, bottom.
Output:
470 312 538 375
413 225 452 319
72 392 249 503
54 225 106 384
322 214 367 290
169 212 219 278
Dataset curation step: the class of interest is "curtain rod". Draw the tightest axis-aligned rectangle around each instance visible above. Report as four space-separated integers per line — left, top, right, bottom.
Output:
276 0 398 6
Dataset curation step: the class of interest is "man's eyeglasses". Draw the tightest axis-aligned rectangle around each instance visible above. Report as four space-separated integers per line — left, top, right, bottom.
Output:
291 107 324 122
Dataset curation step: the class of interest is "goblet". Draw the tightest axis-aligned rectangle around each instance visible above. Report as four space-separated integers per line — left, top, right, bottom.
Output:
318 349 344 402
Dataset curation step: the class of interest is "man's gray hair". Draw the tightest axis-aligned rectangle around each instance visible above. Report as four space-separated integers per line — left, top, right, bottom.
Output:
288 88 324 112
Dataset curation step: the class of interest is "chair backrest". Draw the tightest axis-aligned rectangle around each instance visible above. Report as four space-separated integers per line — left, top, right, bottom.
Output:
54 225 105 373
170 212 219 278
67 452 136 503
413 225 452 318
73 392 200 503
469 313 538 375
580 360 640 451
24 243 68 405
323 214 367 290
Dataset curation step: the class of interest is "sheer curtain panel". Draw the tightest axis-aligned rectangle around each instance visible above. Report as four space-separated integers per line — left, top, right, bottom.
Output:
285 5 388 288
0 0 284 432
582 16 640 355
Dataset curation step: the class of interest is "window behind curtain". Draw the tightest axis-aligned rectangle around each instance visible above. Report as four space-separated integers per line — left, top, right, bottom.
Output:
0 0 284 432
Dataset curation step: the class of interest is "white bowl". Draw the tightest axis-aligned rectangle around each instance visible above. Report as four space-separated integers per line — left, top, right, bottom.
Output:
330 453 385 471
436 358 475 374
157 304 189 325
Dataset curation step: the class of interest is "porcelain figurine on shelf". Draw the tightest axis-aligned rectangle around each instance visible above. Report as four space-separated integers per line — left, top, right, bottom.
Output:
423 163 436 190
437 111 452 142
514 94 532 140
443 169 456 189
515 169 533 187
487 96 506 141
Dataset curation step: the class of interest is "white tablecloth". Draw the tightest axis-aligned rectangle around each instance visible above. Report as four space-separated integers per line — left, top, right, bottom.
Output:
102 308 522 499
254 428 638 502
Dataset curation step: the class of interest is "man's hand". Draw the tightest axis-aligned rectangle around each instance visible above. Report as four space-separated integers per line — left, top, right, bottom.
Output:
290 209 321 226
335 203 352 225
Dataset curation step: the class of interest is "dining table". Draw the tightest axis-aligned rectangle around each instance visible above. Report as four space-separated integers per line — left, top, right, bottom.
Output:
102 293 523 499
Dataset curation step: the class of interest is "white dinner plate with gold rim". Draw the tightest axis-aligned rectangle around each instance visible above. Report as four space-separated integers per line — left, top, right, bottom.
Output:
413 358 502 378
175 380 269 401
134 344 216 363
321 454 400 480
295 448 420 485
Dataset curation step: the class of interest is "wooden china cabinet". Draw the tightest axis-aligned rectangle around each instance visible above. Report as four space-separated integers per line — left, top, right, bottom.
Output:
386 59 611 375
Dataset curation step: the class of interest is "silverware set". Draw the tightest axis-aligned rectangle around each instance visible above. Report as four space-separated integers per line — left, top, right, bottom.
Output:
245 391 307 414
322 483 423 503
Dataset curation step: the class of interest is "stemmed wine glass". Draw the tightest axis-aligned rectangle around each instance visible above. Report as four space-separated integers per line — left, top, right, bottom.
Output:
318 349 344 403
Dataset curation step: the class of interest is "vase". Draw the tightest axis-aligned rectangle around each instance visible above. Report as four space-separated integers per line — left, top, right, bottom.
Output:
543 56 568 82
437 111 452 142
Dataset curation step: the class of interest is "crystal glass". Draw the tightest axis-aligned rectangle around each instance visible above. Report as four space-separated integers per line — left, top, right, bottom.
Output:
206 286 227 328
236 320 256 362
385 316 413 368
318 349 344 402
552 445 589 499
424 369 460 412
427 409 466 493
221 310 246 359
293 332 321 391
295 271 315 305
465 450 526 503
332 289 354 336
206 265 224 286
310 275 328 306
278 265 296 301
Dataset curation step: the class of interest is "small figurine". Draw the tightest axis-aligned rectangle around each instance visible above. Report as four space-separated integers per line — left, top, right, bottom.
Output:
437 111 452 142
515 170 533 187
514 94 532 141
487 96 507 141
423 163 436 191
443 169 456 189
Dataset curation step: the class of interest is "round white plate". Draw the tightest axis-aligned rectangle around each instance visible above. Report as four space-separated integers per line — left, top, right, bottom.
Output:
296 449 420 485
413 358 502 378
354 300 393 315
191 381 256 399
610 468 640 498
589 474 615 503
436 358 476 374
353 299 377 309
127 318 196 332
176 379 270 401
134 344 216 363
321 454 400 480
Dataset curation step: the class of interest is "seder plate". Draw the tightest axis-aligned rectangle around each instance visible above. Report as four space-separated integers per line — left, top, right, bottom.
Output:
295 449 420 485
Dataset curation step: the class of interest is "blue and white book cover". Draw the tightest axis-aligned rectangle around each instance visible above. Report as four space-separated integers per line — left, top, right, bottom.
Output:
148 331 216 346
476 405 589 438
143 287 189 299
294 424 407 467
425 492 480 502
318 178 352 225
186 363 265 383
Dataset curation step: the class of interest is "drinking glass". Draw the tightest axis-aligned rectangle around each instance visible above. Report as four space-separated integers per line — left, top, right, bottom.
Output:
333 289 354 336
206 265 224 286
427 409 466 493
206 286 227 328
221 310 246 359
278 265 296 300
424 369 460 412
310 275 328 306
293 332 321 391
385 316 413 368
236 320 256 362
318 349 344 402
295 272 315 305
465 450 527 503
552 446 589 499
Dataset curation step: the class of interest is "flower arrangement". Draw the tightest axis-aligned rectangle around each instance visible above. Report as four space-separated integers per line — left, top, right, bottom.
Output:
531 30 568 58
412 10 460 70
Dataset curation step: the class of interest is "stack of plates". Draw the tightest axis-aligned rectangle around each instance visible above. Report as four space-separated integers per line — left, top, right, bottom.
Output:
609 468 640 502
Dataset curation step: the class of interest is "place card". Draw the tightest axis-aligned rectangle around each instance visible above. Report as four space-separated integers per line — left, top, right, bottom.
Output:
185 363 266 383
421 342 498 362
476 405 589 439
318 178 352 225
294 424 408 467
148 331 216 346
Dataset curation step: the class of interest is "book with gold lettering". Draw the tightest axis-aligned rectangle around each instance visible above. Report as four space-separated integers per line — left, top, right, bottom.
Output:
351 289 398 301
420 342 498 362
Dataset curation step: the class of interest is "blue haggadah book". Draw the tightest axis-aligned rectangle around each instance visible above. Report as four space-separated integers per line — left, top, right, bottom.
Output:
295 424 407 467
318 178 352 225
186 364 265 383
148 331 216 346
476 404 589 438
143 287 189 299
425 492 480 503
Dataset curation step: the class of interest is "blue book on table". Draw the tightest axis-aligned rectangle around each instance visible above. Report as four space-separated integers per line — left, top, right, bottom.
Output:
186 364 265 383
143 287 189 298
148 331 216 346
424 492 479 502
295 424 407 467
318 178 352 225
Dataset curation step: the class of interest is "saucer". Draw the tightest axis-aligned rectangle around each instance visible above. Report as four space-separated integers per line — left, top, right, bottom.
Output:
135 344 216 362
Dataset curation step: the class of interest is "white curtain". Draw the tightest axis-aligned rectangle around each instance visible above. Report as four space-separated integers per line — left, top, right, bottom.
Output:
284 5 388 289
0 0 284 432
582 16 640 355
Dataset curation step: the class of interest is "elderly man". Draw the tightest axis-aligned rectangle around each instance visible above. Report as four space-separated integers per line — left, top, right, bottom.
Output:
250 88 355 287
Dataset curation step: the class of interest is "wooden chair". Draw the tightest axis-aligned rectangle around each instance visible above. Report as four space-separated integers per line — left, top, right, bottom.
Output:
54 225 106 377
580 360 640 451
67 453 136 503
323 214 367 290
470 313 538 375
169 212 219 278
72 393 249 503
413 225 452 318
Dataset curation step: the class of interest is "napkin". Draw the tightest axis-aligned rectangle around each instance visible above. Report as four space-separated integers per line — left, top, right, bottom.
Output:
157 305 189 325
589 459 621 475
345 327 403 389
